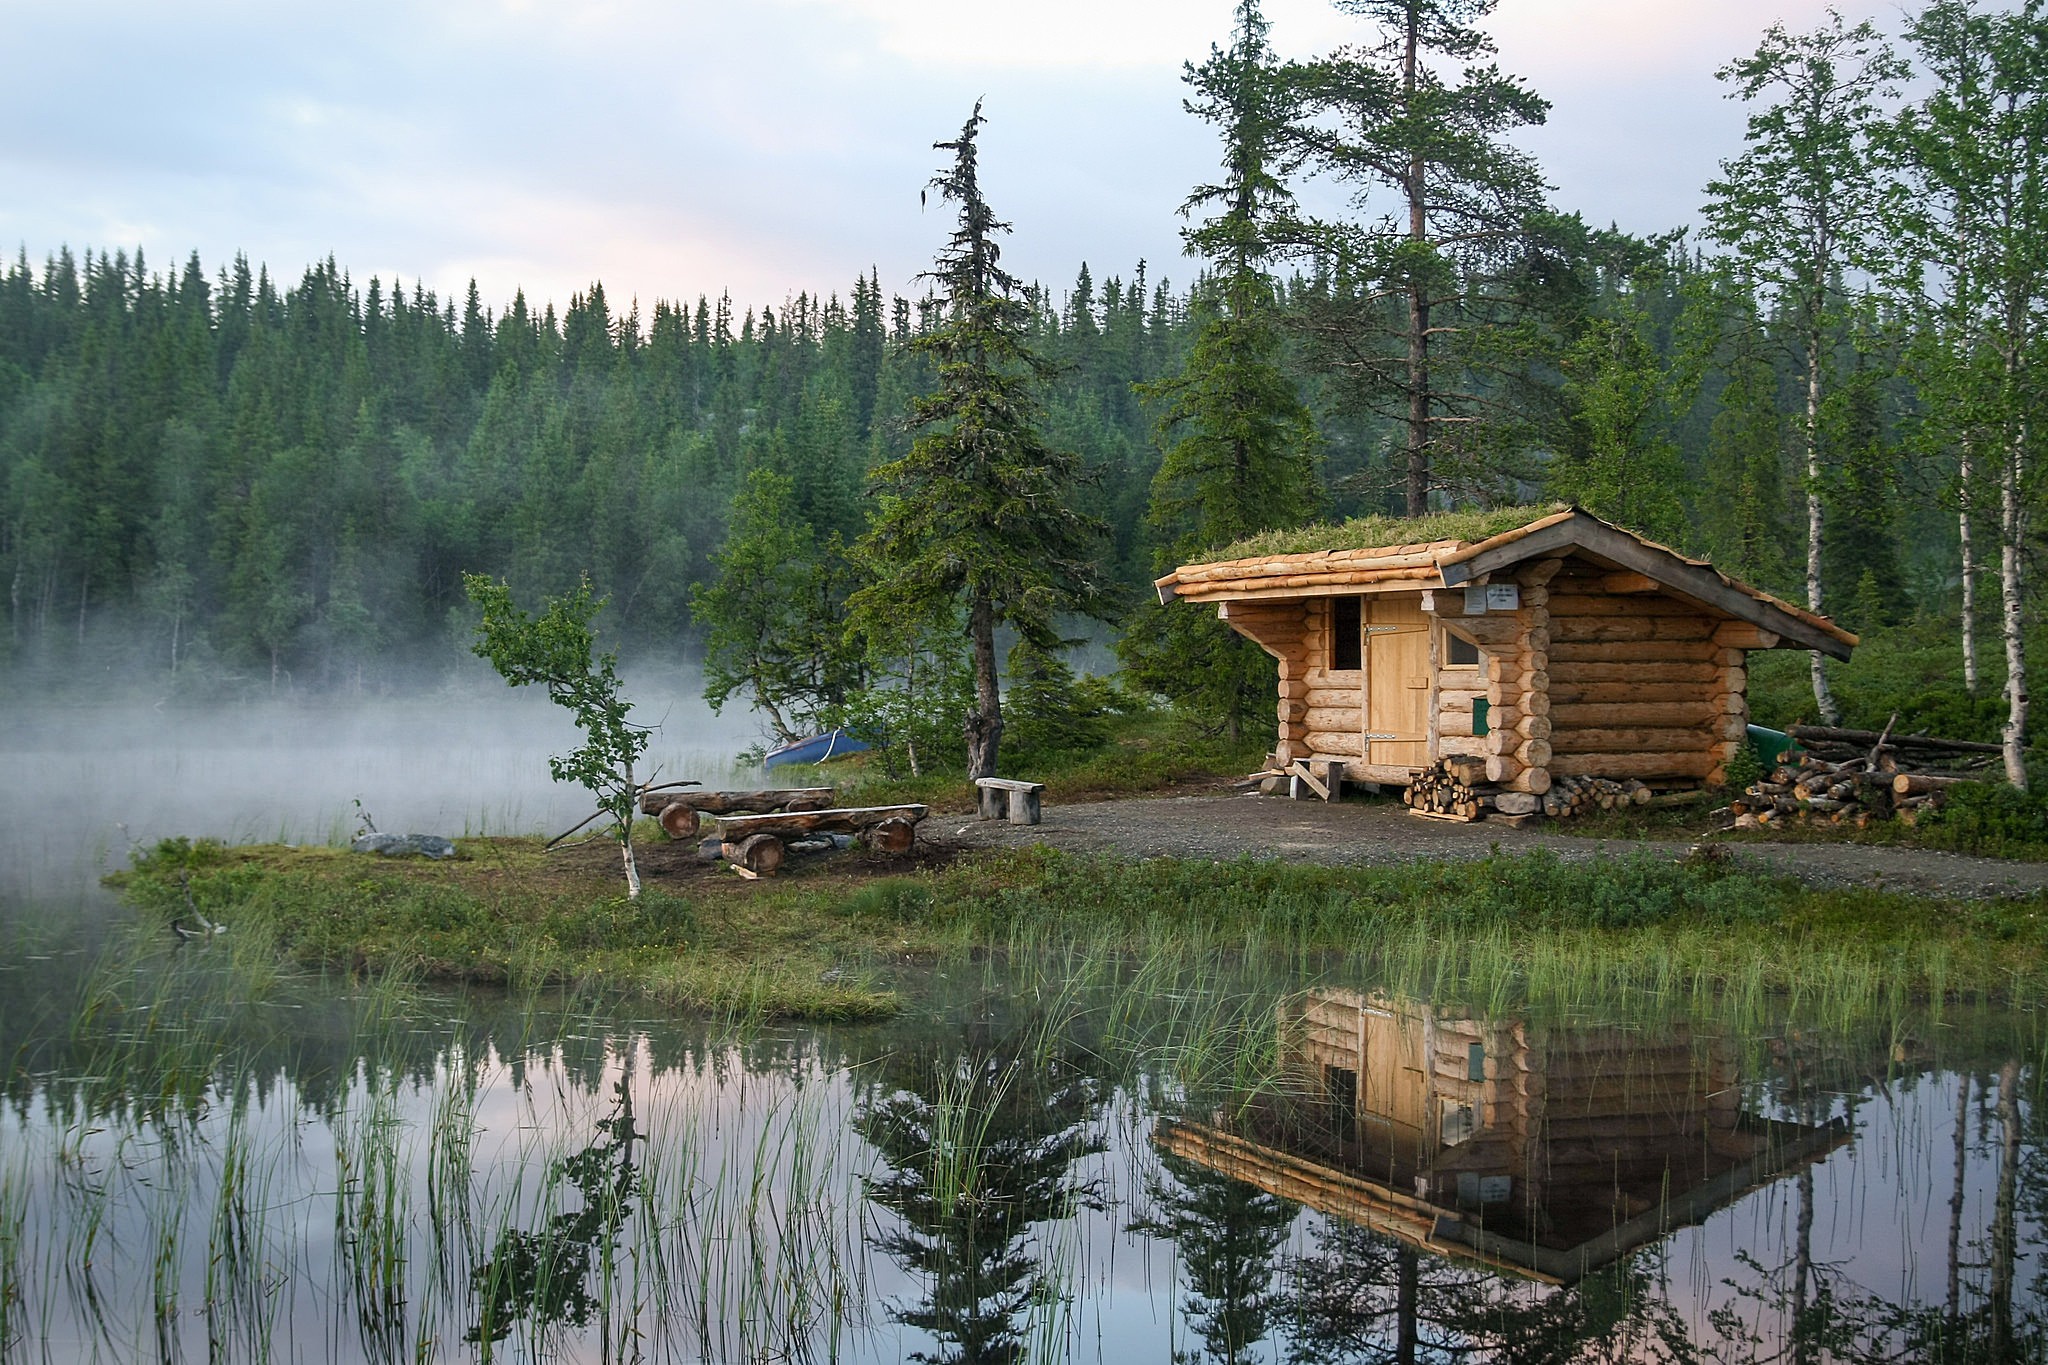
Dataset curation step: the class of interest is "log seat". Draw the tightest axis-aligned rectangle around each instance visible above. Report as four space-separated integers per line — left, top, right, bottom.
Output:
975 777 1045 826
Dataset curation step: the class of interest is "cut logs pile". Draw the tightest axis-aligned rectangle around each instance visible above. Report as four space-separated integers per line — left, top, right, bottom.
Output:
1401 757 1542 822
1731 724 1996 830
636 786 928 875
1542 774 1654 818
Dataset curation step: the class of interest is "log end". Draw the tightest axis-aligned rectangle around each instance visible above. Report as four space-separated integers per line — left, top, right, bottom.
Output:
658 802 702 840
722 833 786 875
868 817 917 855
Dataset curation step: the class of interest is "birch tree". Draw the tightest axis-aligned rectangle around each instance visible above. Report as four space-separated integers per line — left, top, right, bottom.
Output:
1703 11 1905 726
465 574 652 896
1891 0 2046 788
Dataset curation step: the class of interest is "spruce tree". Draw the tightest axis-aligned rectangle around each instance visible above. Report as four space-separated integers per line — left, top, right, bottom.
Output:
847 104 1104 779
1123 0 1319 741
1290 0 1551 513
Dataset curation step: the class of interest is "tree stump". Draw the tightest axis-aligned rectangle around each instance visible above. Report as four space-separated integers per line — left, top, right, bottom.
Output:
658 802 701 840
722 833 786 875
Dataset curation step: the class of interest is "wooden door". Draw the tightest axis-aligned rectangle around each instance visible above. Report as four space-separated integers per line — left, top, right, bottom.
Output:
1360 1008 1428 1131
1366 595 1430 768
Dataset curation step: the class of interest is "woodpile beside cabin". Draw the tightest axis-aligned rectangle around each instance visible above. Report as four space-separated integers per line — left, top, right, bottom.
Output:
1156 506 1857 804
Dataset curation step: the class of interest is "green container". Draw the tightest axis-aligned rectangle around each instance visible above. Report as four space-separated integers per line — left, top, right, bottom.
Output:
1747 724 1800 767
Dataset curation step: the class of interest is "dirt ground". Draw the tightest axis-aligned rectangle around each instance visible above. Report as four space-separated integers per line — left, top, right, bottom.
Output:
940 791 2048 900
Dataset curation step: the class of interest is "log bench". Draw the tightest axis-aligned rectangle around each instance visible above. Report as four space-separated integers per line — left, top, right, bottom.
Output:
975 777 1044 826
639 788 836 840
713 804 929 874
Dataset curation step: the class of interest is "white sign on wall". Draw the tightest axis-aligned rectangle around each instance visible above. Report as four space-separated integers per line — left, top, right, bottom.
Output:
1485 584 1521 612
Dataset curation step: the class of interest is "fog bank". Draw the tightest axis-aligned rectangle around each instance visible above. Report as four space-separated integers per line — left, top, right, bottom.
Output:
0 666 765 910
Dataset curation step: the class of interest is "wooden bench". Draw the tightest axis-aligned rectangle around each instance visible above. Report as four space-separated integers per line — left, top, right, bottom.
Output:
639 787 835 839
975 777 1045 826
713 803 929 874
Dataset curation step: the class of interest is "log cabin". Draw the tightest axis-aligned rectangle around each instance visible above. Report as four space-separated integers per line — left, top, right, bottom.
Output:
1155 989 1849 1286
1154 506 1858 796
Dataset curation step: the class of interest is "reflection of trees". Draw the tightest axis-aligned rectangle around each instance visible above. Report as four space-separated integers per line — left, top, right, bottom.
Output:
1282 1223 1482 1364
1131 1151 1297 1364
467 1075 640 1352
1709 1058 2045 1365
1285 1222 1700 1364
854 1024 1105 1365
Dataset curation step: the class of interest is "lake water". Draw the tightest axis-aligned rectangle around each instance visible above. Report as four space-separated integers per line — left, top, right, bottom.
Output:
1 693 2041 1362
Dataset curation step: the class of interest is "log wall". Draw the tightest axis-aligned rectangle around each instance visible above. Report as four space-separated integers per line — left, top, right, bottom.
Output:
1543 571 1747 786
1295 596 1364 760
1280 991 1749 1229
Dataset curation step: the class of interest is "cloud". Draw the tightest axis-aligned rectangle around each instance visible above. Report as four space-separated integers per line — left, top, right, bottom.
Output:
0 0 1907 313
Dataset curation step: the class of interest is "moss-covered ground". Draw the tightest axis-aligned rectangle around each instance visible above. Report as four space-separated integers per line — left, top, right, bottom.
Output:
111 830 2048 1024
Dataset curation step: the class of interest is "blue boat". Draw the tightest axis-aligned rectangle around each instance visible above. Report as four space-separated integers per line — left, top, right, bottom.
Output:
764 728 871 770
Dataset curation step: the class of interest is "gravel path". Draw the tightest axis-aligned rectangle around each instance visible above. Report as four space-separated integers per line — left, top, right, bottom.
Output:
943 793 2048 900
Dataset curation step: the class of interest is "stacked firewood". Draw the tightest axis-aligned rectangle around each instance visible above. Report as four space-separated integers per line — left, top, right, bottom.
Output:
1541 775 1652 818
1728 721 1992 830
1403 757 1542 821
1733 755 1898 829
1785 725 2002 775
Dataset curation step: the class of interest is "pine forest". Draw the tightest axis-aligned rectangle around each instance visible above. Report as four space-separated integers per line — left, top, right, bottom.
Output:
1 0 2040 782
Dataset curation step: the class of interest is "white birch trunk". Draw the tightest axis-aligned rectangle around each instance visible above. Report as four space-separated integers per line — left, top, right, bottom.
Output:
2000 429 2028 789
1805 322 1841 724
621 840 641 899
1960 447 1979 693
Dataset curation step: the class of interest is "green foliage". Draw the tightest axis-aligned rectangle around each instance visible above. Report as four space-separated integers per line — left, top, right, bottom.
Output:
847 103 1106 778
1143 304 1320 552
826 622 975 778
999 640 1115 765
1720 743 1765 795
464 574 649 891
133 836 231 873
1553 300 1686 543
1286 0 1554 511
1117 600 1276 744
1919 782 2048 859
693 467 860 743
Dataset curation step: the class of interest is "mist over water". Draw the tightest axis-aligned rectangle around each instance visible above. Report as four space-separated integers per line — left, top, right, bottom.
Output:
0 662 764 918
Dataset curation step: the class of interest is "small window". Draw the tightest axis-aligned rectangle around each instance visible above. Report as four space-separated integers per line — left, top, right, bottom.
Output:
1445 631 1480 667
1326 1065 1358 1126
1330 597 1362 671
1468 1041 1487 1082
1440 1099 1477 1147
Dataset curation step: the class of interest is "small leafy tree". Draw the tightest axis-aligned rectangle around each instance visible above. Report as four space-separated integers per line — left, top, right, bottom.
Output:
464 573 652 897
693 466 861 744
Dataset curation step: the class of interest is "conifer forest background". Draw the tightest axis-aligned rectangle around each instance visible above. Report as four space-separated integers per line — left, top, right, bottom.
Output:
1 0 2041 774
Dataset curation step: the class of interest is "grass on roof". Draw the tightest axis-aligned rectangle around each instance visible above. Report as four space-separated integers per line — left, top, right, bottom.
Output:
1209 503 1569 562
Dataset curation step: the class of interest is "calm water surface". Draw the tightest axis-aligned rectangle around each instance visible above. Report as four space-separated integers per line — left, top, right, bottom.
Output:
1 698 2042 1362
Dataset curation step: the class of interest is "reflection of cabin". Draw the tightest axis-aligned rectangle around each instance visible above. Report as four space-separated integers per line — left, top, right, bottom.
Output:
1154 507 1857 793
1158 990 1848 1285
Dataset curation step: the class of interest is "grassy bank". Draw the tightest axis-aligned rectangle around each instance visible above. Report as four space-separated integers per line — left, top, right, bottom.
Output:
111 834 2048 1024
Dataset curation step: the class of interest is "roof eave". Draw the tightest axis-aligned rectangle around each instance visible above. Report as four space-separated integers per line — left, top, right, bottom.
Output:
1438 509 1857 660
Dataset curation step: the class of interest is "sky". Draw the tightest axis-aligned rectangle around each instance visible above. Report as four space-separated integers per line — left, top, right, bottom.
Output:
0 0 1899 318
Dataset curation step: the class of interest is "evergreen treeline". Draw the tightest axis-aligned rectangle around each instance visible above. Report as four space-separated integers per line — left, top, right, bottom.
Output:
0 248 1196 690
0 0 2040 782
